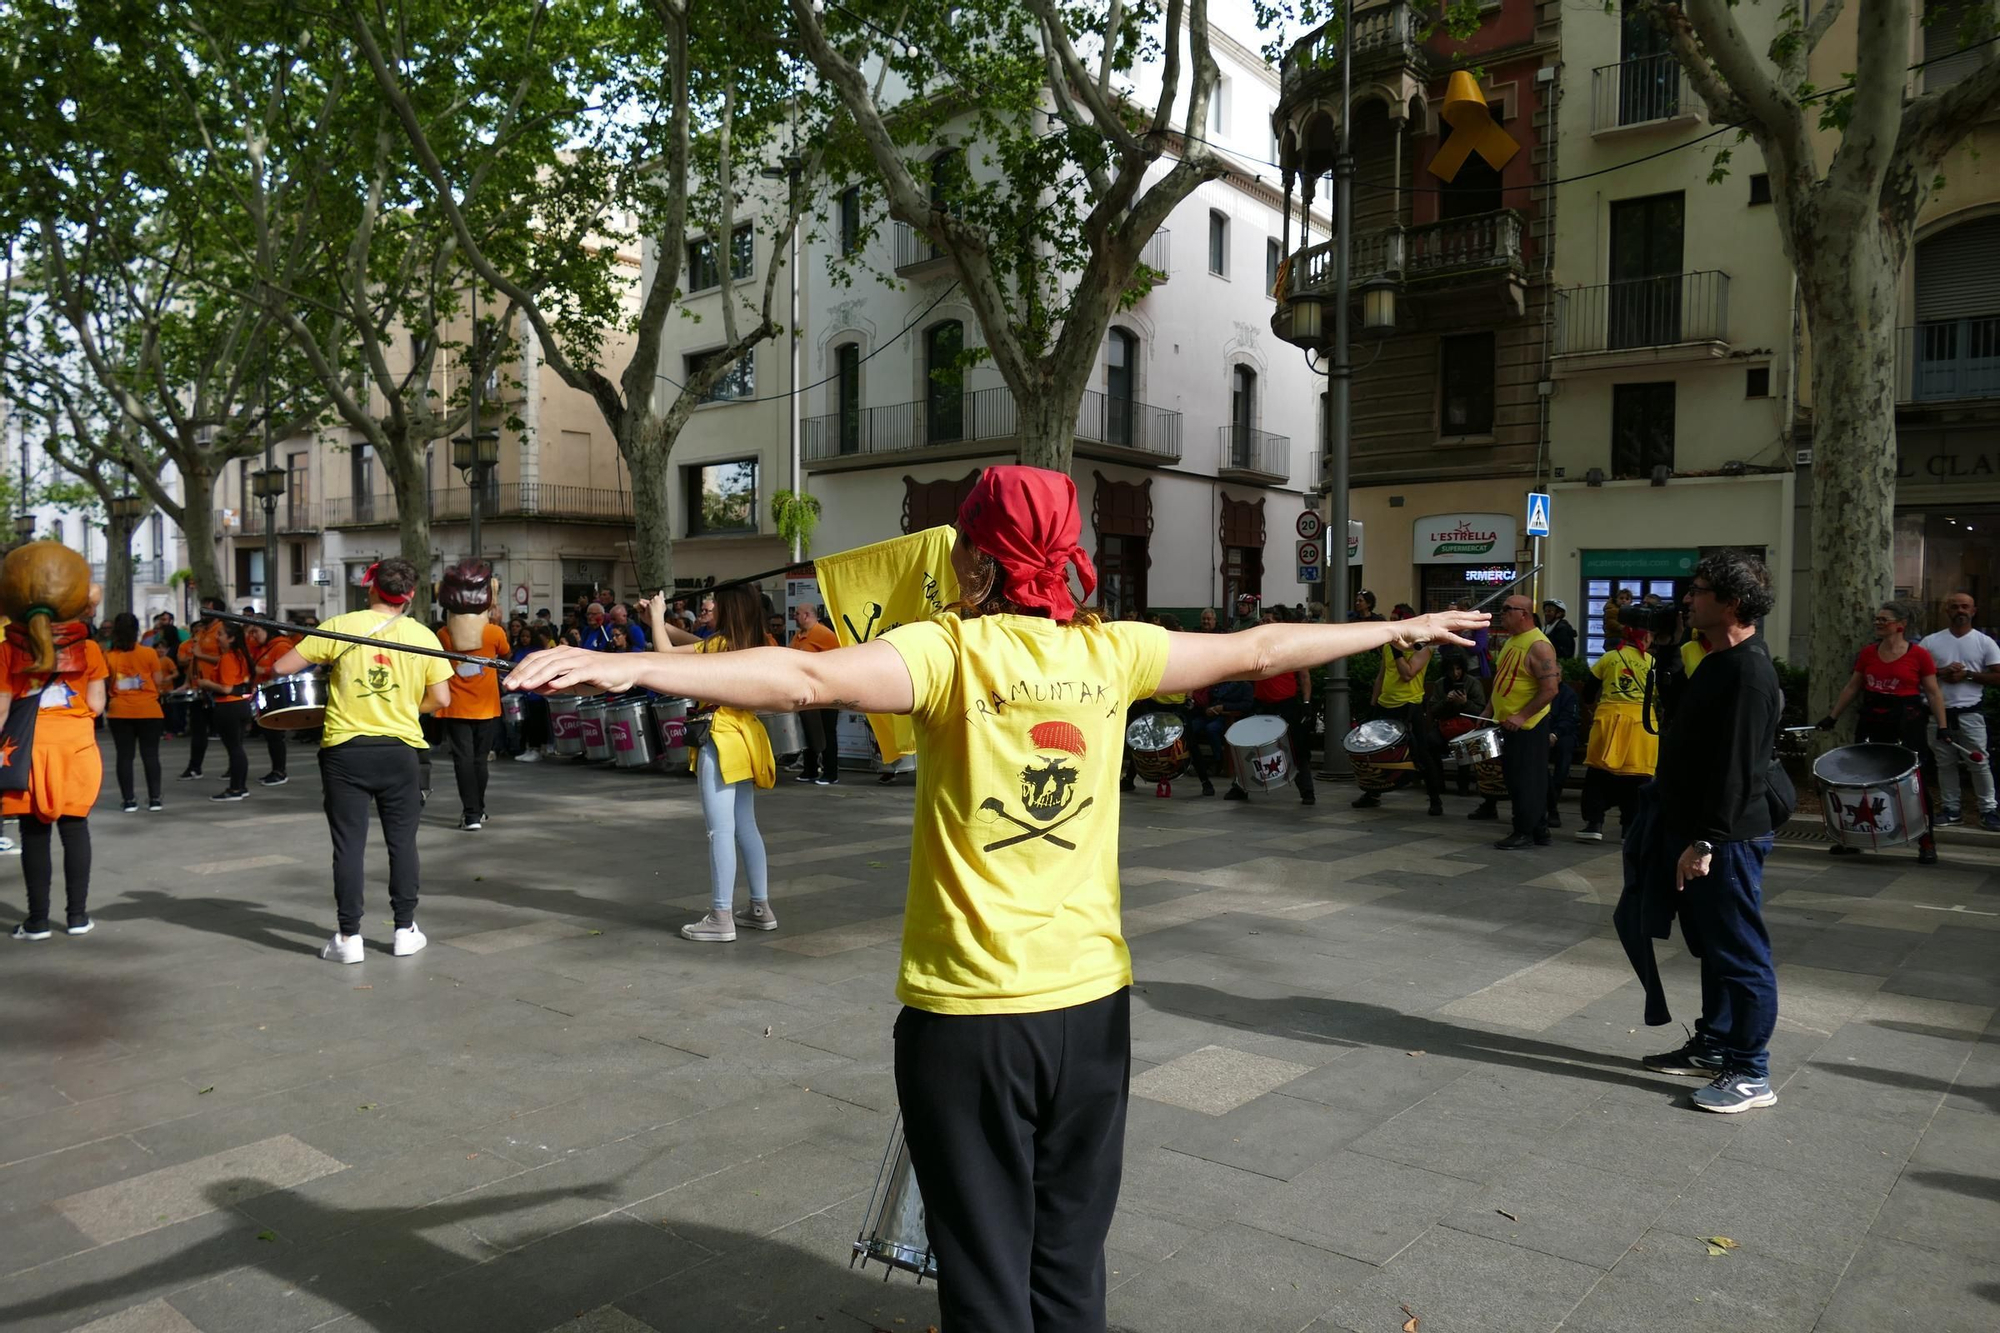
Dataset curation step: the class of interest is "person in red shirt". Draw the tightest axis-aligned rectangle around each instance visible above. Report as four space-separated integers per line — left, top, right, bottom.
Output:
1819 600 1951 864
248 623 297 786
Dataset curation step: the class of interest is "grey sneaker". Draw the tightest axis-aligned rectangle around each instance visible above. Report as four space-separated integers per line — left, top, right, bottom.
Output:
1691 1070 1776 1114
734 902 779 931
680 911 737 943
1935 805 1962 826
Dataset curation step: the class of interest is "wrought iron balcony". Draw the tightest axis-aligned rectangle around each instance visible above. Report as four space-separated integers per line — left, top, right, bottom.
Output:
1897 317 2000 403
803 385 1183 465
891 221 949 275
1217 425 1290 483
1553 271 1731 356
324 484 634 528
238 502 320 536
1591 54 1705 134
1278 210 1526 309
1281 2 1427 100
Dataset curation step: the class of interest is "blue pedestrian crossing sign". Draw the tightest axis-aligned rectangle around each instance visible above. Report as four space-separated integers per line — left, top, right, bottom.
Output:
1525 492 1552 537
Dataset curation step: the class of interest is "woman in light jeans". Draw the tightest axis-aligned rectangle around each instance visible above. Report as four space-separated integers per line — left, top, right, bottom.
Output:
641 586 778 941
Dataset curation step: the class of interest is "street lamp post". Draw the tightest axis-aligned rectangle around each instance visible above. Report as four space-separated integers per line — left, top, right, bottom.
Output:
249 465 287 613
107 491 151 616
452 291 501 562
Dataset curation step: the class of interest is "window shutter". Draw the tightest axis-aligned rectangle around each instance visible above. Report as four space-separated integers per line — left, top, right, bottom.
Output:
1916 216 2000 321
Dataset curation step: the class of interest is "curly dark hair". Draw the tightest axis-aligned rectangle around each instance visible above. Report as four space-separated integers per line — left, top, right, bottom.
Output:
1694 548 1774 626
370 557 420 601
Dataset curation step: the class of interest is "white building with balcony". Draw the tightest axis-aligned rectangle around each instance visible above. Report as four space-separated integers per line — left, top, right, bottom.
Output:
651 18 1331 619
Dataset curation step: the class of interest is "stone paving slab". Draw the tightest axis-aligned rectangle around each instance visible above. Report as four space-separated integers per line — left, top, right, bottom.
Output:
0 736 1993 1332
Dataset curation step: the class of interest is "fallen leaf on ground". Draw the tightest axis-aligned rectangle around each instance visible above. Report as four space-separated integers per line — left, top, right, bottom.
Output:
354 984 372 990
590 930 603 936
357 1103 377 1111
197 1086 215 1095
1406 1050 1424 1057
256 1230 279 1242
1401 1303 1420 1333
867 860 886 868
1497 1209 1518 1222
1705 1244 1729 1257
764 1026 774 1037
1703 1236 1738 1250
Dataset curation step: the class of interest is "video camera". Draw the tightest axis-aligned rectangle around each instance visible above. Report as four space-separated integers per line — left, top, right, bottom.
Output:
1619 601 1684 639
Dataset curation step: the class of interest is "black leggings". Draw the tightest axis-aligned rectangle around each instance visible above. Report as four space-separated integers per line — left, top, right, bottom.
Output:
21 816 90 929
443 717 498 819
213 698 251 792
109 717 165 804
259 720 287 777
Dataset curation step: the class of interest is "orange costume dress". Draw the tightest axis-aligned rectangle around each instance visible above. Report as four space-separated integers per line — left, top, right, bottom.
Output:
2 630 109 821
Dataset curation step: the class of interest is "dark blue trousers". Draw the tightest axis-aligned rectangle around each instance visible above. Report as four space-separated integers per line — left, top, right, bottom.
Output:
1677 836 1777 1078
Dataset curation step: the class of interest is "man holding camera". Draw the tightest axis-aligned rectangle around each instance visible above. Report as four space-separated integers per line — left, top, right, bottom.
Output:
1629 550 1784 1114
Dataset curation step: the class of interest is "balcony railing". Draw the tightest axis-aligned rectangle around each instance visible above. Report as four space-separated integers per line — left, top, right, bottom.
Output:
891 221 948 273
1591 53 1705 132
1140 228 1170 281
1554 271 1730 355
802 384 1184 464
1282 210 1526 299
1217 425 1290 480
1897 317 2000 403
238 502 319 536
1282 2 1425 95
324 483 634 528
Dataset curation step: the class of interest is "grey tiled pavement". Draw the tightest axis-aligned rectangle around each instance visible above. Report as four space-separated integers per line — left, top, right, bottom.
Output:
2 738 1997 1332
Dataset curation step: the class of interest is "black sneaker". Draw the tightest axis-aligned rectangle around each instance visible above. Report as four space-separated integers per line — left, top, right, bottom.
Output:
178 769 203 781
1829 844 1862 857
1428 799 1444 816
1467 802 1499 821
121 800 138 813
795 774 819 784
11 922 52 941
1223 785 1248 802
1576 823 1604 842
1299 792 1316 806
457 814 483 831
1493 832 1536 851
1200 781 1215 797
1917 842 1938 865
65 918 94 936
1546 810 1563 830
1644 1035 1726 1078
258 773 288 787
877 772 898 785
147 799 163 812
1351 792 1382 809
1935 806 1962 826
210 789 248 802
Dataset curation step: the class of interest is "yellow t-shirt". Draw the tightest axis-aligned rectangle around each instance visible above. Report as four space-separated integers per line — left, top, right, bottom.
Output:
1591 645 1653 709
1378 645 1426 706
692 636 776 788
296 610 453 749
883 614 1169 1016
1681 637 1708 677
1492 627 1552 728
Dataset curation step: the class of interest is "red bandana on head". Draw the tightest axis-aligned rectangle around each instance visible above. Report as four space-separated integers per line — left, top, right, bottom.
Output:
955 466 1095 620
361 562 410 606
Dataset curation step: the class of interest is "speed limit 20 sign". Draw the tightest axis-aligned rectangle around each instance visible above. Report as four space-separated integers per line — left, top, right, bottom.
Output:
1295 510 1324 541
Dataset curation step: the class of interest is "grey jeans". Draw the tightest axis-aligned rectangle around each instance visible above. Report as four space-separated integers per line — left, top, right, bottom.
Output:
1932 711 1996 812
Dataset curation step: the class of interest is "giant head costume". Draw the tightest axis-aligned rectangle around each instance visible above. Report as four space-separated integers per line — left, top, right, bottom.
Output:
0 542 94 673
437 558 498 654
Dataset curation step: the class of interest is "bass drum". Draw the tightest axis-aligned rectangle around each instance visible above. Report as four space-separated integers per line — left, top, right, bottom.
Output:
1814 743 1926 849
1126 712 1190 783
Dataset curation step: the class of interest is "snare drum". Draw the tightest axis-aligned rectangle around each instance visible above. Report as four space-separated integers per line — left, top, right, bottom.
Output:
1343 718 1412 793
579 697 613 762
251 671 328 731
851 1115 936 1282
1814 743 1927 849
759 711 806 759
547 695 585 757
1126 712 1190 783
1225 714 1295 790
1448 726 1504 766
649 696 690 771
606 696 657 770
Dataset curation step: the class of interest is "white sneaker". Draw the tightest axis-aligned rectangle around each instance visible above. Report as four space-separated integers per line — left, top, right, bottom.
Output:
321 933 364 964
0 836 18 856
392 924 428 956
514 750 542 763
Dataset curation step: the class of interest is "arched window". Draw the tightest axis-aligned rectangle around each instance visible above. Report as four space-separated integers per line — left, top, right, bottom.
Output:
835 342 861 454
1106 328 1138 447
1229 364 1257 467
925 321 964 443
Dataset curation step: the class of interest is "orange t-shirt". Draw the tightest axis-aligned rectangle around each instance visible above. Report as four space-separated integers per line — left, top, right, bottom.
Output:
256 636 296 680
213 646 254 702
435 622 511 720
790 622 839 653
2 640 109 719
106 646 166 719
186 621 222 684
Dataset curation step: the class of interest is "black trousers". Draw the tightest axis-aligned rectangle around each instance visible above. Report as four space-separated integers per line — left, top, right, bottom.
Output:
1581 767 1646 828
1501 715 1551 835
800 708 841 781
21 815 90 930
1549 735 1575 809
185 694 212 772
109 717 164 804
1390 701 1446 801
894 988 1129 1333
259 720 287 777
442 717 498 819
213 698 251 792
320 739 423 934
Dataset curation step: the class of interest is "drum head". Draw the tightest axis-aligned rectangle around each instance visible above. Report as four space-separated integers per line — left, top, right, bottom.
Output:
1126 712 1186 750
1225 714 1289 747
1813 743 1916 785
1343 718 1406 755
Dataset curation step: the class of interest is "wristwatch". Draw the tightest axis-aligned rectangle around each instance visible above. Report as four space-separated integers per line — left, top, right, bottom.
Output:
1691 840 1716 857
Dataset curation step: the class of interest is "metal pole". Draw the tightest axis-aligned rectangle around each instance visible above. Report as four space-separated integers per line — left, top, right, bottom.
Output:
262 365 278 616
1321 0 1355 780
468 288 484 562
788 169 802 563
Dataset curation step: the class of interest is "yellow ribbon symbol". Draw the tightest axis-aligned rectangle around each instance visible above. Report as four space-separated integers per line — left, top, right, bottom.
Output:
1427 70 1518 182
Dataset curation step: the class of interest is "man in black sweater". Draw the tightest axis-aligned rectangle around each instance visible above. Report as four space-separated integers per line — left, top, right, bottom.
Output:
1621 549 1784 1114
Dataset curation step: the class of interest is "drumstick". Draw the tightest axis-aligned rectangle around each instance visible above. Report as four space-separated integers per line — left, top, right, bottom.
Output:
207 610 513 674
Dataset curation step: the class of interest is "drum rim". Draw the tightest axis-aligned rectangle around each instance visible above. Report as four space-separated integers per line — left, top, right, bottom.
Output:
1812 742 1918 785
1225 714 1289 743
1126 712 1188 746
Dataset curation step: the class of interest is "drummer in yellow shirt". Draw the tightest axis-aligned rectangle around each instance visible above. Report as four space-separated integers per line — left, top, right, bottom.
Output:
1354 603 1446 815
1576 627 1661 842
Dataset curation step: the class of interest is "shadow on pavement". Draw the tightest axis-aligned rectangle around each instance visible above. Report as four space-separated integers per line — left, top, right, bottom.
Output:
113 890 326 957
1136 980 1674 1096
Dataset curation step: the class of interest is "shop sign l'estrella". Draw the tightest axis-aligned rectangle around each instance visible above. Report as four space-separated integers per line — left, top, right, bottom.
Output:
1427 71 1519 182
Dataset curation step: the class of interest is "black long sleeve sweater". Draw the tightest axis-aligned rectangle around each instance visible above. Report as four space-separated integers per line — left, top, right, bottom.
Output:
1654 639 1783 842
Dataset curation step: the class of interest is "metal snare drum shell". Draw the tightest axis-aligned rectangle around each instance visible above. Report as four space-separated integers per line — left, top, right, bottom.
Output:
578 696 614 761
1813 743 1925 849
547 694 585 756
852 1116 936 1281
252 671 327 730
606 697 657 769
1448 726 1504 765
758 711 806 758
1342 718 1407 756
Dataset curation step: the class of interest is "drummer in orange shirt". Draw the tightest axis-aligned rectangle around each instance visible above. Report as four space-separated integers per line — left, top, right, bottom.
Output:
248 623 296 786
178 597 227 780
2 605 109 939
105 612 176 812
197 620 257 801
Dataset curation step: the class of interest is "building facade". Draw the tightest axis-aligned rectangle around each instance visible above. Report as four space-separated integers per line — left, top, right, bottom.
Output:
1272 0 1562 618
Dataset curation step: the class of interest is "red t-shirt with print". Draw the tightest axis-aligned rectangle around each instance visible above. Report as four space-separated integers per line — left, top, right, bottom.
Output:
1855 642 1935 698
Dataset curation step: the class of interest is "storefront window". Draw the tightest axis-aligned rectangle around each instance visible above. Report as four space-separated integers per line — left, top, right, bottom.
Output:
1894 508 1998 630
1421 565 1519 613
